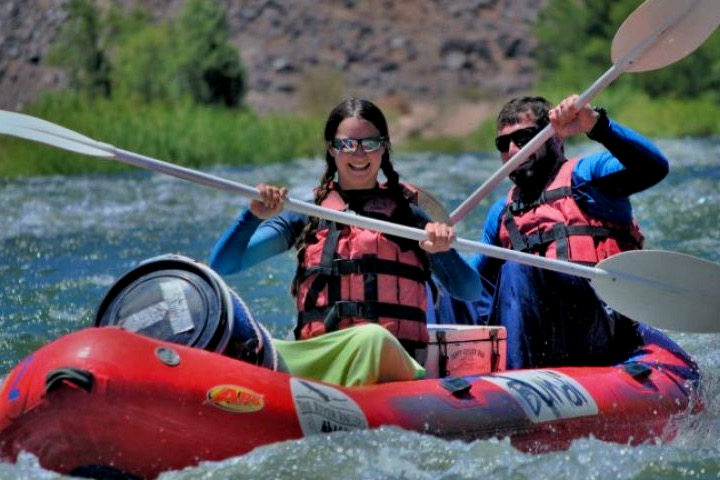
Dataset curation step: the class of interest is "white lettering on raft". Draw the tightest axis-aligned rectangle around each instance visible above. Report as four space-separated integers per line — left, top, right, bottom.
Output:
483 370 599 423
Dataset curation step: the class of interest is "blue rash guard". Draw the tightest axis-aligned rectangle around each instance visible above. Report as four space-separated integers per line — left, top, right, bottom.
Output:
210 193 483 306
468 117 669 319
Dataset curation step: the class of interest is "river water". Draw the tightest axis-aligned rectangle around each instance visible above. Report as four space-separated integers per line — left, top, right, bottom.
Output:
1 138 719 479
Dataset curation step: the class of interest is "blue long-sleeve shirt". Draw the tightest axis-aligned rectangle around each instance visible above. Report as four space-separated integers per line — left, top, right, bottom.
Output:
468 117 669 315
210 199 483 302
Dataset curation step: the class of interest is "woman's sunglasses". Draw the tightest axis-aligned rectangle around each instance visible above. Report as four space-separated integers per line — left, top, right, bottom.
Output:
331 136 387 154
495 127 540 153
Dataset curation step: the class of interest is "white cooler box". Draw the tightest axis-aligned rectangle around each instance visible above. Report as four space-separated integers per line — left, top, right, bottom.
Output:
422 324 507 378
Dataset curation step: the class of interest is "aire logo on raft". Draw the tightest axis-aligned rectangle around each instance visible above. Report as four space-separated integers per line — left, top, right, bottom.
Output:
206 384 265 413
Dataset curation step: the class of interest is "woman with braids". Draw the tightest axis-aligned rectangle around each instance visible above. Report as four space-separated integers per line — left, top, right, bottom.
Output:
210 98 482 386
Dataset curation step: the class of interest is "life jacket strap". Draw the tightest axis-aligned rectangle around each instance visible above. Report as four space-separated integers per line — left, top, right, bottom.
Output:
297 301 427 333
505 221 644 259
296 256 429 282
300 222 343 311
507 186 573 215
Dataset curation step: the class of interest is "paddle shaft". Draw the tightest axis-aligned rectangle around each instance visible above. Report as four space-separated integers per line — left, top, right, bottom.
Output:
0 108 604 283
449 0 702 224
114 146 607 281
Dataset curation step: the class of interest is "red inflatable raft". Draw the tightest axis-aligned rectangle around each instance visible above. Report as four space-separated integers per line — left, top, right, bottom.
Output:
0 324 702 479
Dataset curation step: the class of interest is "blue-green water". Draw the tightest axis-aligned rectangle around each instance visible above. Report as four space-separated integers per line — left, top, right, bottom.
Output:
1 139 719 479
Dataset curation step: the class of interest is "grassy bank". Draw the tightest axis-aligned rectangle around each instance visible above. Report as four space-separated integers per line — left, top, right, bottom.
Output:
2 89 720 177
0 94 324 177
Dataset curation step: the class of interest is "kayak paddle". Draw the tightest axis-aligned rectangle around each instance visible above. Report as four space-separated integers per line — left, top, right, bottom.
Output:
1 110 719 333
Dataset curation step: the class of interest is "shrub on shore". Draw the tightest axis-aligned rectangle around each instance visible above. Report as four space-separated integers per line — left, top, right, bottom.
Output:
0 94 323 177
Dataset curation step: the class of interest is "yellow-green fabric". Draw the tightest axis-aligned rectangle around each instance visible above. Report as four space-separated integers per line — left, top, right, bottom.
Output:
272 324 426 387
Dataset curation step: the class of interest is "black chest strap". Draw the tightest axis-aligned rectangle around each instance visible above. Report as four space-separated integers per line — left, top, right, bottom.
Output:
507 186 572 215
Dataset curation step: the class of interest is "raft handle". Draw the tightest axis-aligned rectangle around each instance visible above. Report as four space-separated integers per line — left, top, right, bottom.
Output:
45 367 94 394
623 362 653 381
440 377 472 397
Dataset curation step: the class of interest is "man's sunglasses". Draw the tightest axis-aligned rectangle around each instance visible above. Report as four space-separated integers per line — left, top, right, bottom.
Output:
331 136 387 154
495 127 540 153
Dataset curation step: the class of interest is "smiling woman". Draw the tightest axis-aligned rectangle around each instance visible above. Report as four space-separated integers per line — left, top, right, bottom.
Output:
209 97 483 386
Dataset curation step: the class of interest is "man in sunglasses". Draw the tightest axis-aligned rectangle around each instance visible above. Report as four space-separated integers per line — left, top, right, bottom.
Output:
469 94 670 369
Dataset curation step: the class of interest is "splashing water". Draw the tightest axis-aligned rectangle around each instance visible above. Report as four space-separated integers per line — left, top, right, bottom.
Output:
1 138 719 479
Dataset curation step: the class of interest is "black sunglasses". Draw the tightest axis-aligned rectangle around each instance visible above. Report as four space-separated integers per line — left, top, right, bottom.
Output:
495 127 540 153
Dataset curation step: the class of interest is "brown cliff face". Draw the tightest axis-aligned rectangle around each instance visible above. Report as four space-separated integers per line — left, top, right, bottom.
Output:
0 0 546 138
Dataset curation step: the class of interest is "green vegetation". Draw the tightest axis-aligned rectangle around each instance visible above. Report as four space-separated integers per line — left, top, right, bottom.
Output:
534 0 720 132
535 0 720 104
2 0 720 176
0 94 323 177
47 0 246 106
0 0 324 177
462 0 720 152
45 0 112 98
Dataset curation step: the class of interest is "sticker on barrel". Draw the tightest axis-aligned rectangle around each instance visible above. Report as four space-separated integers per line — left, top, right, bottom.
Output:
483 369 598 423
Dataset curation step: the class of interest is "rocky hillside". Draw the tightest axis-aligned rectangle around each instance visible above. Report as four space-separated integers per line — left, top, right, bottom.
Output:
0 0 547 139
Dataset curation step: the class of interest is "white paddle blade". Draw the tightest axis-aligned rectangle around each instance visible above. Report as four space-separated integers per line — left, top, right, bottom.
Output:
414 185 452 223
592 250 720 333
0 124 114 158
612 0 720 72
0 110 102 144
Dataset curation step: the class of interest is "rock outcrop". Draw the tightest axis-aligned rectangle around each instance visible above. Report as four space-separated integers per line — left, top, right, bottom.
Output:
0 0 546 139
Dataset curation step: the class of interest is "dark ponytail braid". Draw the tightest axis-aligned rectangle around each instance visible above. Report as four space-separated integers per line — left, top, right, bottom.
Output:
313 161 337 207
294 159 336 253
380 153 400 191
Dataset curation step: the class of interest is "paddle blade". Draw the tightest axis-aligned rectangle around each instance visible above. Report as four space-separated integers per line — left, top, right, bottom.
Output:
0 110 98 143
0 123 114 158
0 110 114 158
612 0 720 72
414 185 452 223
592 250 720 333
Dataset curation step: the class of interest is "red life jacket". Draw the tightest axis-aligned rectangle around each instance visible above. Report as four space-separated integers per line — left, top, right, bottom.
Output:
498 158 644 264
293 184 430 344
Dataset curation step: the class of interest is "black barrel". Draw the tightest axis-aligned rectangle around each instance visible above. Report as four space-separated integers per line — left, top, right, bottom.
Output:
95 254 278 369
